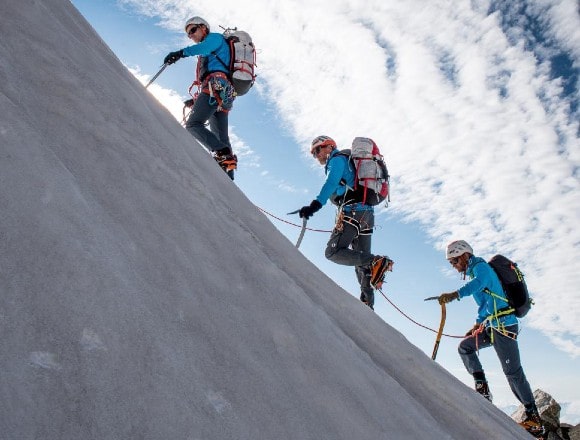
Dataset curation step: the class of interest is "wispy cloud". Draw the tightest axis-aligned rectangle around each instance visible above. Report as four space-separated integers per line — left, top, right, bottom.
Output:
121 0 580 356
128 66 186 122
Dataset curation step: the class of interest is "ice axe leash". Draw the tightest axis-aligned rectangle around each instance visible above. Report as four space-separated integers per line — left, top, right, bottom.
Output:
145 63 169 89
425 296 446 361
287 210 307 248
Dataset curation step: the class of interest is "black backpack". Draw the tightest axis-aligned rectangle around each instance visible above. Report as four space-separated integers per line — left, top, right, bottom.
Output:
486 254 532 318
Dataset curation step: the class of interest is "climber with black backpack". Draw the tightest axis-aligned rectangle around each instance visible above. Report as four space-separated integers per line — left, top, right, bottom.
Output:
296 135 393 310
437 240 545 438
163 17 255 180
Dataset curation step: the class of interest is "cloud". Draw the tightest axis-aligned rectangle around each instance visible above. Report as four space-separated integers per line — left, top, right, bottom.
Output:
128 65 187 122
120 0 580 355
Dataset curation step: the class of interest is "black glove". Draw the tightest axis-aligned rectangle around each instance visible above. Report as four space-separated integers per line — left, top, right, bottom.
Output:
164 49 184 65
183 98 195 108
299 200 322 219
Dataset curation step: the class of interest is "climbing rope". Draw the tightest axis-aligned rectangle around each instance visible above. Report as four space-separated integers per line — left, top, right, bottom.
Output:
377 288 465 339
257 206 332 233
258 206 470 340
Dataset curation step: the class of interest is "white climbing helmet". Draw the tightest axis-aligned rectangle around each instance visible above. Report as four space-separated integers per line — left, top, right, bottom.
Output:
446 240 473 259
184 16 210 32
310 135 336 154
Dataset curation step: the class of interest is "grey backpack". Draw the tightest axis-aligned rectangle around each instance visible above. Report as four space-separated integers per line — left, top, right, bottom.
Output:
348 137 390 206
213 28 256 96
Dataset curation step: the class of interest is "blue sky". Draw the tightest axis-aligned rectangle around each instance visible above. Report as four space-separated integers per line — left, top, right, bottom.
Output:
71 0 579 422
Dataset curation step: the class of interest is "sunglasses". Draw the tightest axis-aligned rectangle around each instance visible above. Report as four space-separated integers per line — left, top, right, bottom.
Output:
448 257 460 265
187 26 199 36
311 146 323 158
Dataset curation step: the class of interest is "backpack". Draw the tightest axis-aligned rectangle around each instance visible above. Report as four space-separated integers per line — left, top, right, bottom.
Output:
213 28 256 96
486 254 532 318
340 137 390 206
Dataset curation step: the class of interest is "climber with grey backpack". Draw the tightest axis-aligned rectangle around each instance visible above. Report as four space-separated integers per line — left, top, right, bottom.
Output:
334 137 390 207
162 17 256 180
294 135 394 311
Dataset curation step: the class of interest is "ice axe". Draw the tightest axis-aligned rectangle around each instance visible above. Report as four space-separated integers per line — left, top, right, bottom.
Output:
425 296 446 361
287 209 307 249
145 63 169 89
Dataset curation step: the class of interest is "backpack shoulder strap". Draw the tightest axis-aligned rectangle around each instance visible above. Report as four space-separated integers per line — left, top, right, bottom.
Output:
481 259 509 303
334 149 351 158
210 35 231 72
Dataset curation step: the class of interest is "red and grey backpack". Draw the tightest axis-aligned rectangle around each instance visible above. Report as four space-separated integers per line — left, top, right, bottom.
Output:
339 137 390 206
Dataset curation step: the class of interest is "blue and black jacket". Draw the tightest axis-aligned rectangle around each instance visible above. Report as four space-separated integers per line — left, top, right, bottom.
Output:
458 255 518 329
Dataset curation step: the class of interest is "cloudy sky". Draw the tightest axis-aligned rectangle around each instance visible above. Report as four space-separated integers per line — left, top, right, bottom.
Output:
71 0 579 422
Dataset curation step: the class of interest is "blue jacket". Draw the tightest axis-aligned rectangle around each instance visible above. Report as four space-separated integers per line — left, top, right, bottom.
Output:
458 255 518 327
182 33 230 76
315 149 373 212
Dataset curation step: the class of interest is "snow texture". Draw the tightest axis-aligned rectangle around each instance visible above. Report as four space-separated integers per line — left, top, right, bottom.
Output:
0 1 532 439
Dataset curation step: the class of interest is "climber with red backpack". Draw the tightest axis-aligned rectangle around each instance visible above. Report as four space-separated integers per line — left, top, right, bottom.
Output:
296 135 393 310
163 17 255 180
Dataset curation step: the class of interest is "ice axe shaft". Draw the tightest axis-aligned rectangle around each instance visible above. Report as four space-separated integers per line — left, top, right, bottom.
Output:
145 63 168 89
287 210 307 249
425 296 446 361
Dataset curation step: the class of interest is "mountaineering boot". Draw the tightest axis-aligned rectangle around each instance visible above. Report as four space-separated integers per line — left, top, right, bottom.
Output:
370 256 393 289
361 290 375 310
214 148 237 180
474 380 492 402
519 409 546 439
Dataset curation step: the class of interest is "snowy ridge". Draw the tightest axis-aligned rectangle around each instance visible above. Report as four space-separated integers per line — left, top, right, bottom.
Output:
0 1 531 438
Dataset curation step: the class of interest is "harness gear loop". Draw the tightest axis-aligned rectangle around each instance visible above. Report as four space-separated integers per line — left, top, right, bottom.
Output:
334 209 345 233
334 209 373 239
342 215 360 235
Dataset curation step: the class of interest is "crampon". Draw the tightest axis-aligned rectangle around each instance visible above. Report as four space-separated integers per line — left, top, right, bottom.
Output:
370 256 394 289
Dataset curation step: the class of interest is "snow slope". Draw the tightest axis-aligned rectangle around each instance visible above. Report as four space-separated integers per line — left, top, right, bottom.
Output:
0 1 531 439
